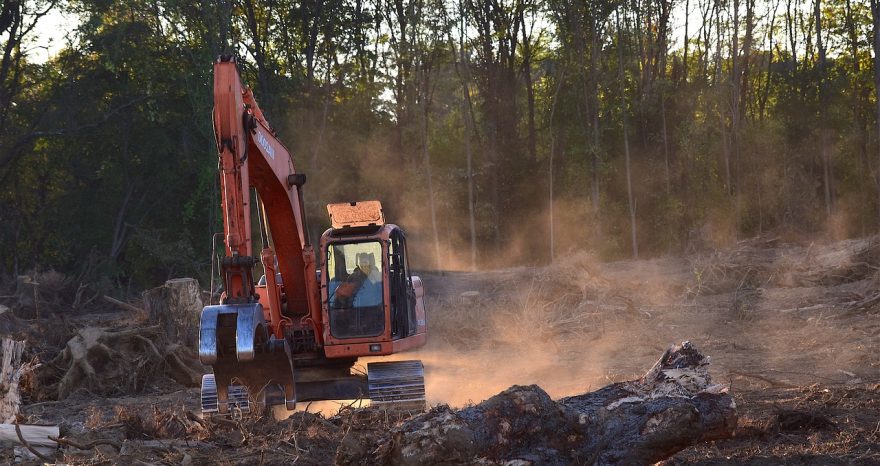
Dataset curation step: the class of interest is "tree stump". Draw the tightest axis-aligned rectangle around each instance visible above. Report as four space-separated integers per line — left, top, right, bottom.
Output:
0 338 29 423
357 341 736 466
14 276 37 310
142 278 203 348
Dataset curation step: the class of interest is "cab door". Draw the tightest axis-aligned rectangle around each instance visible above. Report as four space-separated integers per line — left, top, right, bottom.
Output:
388 228 417 338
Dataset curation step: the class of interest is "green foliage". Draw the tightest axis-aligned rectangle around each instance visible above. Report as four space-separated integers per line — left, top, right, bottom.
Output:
1 0 879 289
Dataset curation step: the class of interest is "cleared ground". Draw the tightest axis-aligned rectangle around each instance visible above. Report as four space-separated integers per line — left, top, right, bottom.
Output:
6 235 880 464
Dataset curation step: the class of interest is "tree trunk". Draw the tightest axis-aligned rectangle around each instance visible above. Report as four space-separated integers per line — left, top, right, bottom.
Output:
520 12 537 163
360 342 736 465
460 55 478 271
590 13 602 214
786 0 798 69
242 0 271 104
739 0 754 122
759 0 779 120
815 0 832 218
683 0 690 82
0 424 59 447
451 22 479 270
662 91 671 197
870 0 880 224
311 54 333 171
844 0 868 231
142 278 204 348
730 0 741 202
618 8 639 260
714 0 732 197
420 75 442 270
14 275 36 310
548 69 566 263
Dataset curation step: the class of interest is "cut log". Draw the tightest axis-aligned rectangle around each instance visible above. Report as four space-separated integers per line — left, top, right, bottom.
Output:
355 341 736 466
102 295 146 315
0 423 59 446
142 278 203 348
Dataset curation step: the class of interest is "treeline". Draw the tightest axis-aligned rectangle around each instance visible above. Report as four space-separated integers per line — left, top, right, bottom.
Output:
1 0 879 290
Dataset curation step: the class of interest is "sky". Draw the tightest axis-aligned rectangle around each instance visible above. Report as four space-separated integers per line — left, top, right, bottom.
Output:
28 2 709 64
28 7 75 64
27 1 838 68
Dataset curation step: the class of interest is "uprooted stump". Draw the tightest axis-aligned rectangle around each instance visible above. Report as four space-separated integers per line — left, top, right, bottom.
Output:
37 326 204 400
358 341 736 465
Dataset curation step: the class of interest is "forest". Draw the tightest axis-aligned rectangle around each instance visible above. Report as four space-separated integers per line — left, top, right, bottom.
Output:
1 0 880 292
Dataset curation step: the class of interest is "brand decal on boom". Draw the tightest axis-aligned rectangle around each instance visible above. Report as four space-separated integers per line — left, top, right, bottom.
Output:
257 130 275 160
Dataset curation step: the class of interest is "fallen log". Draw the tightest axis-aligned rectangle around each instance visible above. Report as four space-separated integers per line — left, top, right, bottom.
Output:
0 423 59 446
356 341 736 465
102 295 146 315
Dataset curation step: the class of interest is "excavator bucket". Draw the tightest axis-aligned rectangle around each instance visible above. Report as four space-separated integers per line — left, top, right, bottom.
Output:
199 303 296 414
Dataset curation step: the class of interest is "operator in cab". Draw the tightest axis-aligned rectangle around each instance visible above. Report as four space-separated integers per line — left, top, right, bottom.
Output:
330 252 382 308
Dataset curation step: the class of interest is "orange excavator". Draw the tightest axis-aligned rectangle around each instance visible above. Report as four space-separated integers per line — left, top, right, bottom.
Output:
199 55 427 414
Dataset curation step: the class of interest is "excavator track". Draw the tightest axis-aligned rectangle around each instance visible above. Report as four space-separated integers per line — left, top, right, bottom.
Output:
200 374 251 416
367 360 426 410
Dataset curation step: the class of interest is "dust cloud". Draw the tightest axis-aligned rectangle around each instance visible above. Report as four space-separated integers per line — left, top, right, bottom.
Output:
286 115 880 412
364 251 692 408
362 233 880 409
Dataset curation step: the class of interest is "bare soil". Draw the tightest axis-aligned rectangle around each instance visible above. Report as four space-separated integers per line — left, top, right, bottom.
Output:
3 235 880 464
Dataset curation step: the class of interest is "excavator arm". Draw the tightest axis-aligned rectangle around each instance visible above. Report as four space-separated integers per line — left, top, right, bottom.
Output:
212 55 321 338
199 55 320 413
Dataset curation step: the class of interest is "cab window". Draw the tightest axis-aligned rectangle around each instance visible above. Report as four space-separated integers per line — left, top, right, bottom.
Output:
326 241 384 338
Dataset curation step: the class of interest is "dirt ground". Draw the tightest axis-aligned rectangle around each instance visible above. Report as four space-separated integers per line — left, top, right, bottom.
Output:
3 235 880 464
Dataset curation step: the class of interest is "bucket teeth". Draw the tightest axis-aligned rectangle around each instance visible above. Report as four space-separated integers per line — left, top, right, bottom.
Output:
367 360 426 411
200 374 218 414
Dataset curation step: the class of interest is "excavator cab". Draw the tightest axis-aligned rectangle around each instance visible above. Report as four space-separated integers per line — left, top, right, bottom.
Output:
319 202 427 358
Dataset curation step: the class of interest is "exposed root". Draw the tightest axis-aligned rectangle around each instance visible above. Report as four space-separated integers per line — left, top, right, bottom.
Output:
37 325 203 400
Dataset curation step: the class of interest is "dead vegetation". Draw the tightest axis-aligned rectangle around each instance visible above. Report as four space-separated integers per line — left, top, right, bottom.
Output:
687 235 880 296
13 342 737 465
35 325 202 401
